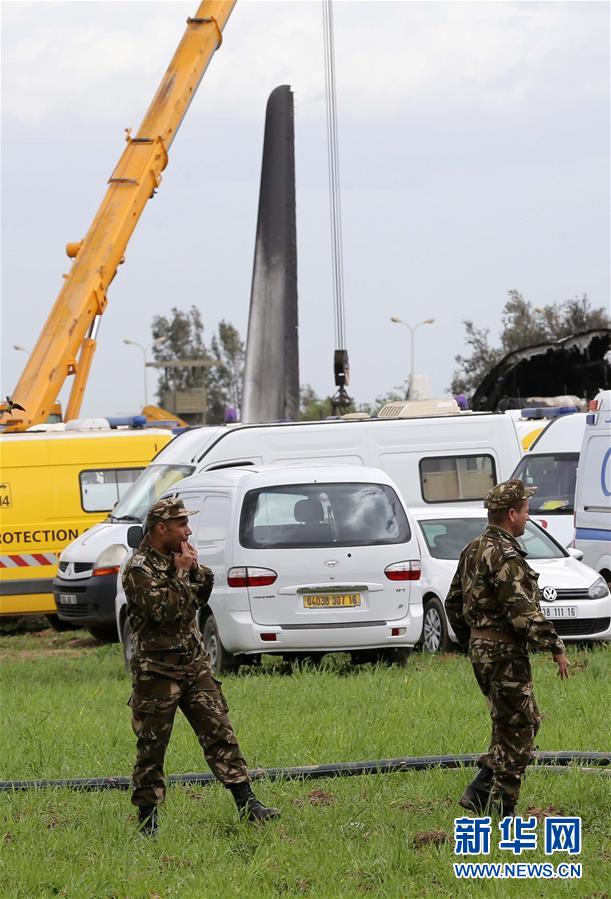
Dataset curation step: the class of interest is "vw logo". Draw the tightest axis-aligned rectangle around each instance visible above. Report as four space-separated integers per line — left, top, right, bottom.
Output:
542 586 558 602
324 559 339 568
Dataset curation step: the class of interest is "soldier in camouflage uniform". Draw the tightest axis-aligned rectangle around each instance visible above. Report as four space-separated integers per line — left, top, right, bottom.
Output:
445 479 569 817
123 497 280 834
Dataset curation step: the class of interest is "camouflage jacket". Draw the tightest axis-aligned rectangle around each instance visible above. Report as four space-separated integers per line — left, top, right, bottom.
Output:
445 525 565 662
122 537 213 655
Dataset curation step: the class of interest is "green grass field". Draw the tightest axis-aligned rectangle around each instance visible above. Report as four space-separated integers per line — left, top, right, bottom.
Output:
0 630 609 898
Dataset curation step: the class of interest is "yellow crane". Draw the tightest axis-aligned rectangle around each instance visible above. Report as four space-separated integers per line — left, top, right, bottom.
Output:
1 1 236 432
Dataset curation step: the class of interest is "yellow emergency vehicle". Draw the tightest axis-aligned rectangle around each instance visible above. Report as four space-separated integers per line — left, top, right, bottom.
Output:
0 424 172 619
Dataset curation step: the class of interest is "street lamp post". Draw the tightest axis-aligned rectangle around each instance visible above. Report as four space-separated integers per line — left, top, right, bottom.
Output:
123 337 168 408
390 316 435 399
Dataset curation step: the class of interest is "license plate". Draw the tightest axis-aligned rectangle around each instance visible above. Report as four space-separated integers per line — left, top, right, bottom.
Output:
59 594 78 605
542 606 577 619
303 593 361 609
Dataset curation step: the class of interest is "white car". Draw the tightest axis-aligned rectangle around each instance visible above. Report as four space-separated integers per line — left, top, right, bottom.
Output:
116 465 424 672
408 506 611 653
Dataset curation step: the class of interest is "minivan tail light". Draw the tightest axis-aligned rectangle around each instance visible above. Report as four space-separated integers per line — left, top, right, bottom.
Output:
385 561 421 581
227 567 278 588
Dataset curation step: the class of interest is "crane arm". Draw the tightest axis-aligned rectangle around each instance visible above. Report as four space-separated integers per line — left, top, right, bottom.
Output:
2 1 236 431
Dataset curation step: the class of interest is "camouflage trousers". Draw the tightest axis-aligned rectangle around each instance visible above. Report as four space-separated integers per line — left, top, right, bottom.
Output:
472 655 542 808
128 655 249 807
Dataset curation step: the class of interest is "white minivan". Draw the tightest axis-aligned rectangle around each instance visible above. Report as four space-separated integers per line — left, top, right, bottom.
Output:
61 412 523 636
574 390 611 583
115 465 424 672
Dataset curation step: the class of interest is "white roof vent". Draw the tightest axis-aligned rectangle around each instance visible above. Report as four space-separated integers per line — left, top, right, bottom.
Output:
26 422 67 432
64 418 111 431
377 398 460 419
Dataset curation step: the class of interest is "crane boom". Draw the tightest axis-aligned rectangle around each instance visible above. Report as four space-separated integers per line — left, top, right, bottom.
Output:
1 1 236 431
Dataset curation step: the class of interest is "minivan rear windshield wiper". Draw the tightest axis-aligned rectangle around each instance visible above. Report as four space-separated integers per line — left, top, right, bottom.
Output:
110 514 143 523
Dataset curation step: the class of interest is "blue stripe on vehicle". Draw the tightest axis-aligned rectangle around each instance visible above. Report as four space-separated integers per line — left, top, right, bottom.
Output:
602 448 611 497
575 528 611 541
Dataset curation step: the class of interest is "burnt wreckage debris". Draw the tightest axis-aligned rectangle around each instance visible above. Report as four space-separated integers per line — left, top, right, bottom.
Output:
471 329 611 411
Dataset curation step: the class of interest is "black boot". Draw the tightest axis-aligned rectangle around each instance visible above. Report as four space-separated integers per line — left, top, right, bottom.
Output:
229 781 281 823
458 765 493 814
137 805 158 836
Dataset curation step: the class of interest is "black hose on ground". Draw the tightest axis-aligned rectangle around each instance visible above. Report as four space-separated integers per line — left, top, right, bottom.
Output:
1 751 608 793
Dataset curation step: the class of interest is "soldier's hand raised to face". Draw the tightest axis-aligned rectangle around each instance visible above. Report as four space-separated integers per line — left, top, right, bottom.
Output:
174 543 195 572
184 541 198 570
553 652 570 679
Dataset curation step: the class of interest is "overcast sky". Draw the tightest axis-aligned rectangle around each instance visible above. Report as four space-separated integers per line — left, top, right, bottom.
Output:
1 0 609 417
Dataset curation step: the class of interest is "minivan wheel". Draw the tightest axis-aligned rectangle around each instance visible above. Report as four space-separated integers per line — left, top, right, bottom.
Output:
202 615 237 675
422 596 450 653
121 615 135 672
87 623 119 643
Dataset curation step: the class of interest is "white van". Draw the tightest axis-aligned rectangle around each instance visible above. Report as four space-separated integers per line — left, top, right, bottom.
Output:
58 412 522 633
115 465 424 672
574 390 611 582
510 412 586 547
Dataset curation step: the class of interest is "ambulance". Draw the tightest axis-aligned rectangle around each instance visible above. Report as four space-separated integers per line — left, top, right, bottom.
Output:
510 411 586 546
574 390 611 583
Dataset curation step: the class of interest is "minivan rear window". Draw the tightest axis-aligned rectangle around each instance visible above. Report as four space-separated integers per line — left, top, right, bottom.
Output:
240 482 411 548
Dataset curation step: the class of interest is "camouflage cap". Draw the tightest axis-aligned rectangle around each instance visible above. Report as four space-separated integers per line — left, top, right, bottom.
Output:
146 497 198 529
484 479 537 512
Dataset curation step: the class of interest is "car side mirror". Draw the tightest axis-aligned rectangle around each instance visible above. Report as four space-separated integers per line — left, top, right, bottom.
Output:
567 547 584 561
127 525 144 549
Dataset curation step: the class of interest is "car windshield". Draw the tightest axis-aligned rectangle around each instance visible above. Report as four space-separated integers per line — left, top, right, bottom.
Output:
419 518 566 560
511 452 579 514
109 464 195 522
240 482 411 548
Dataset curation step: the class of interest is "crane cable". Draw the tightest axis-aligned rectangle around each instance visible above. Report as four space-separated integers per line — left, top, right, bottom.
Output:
322 0 347 355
